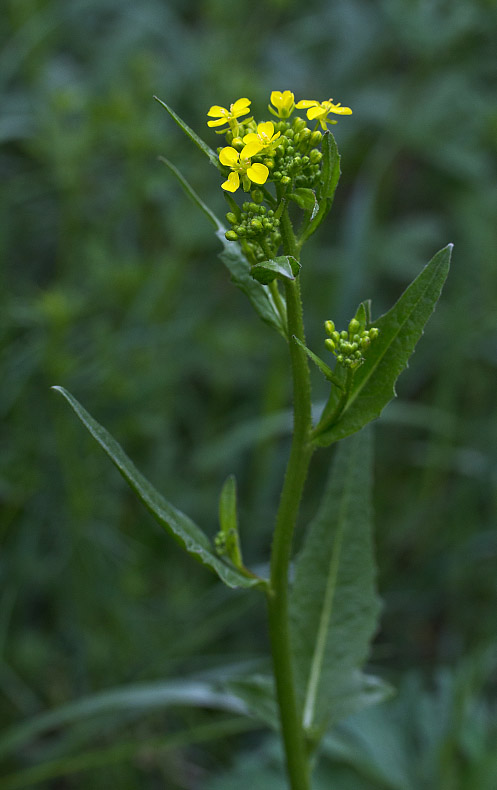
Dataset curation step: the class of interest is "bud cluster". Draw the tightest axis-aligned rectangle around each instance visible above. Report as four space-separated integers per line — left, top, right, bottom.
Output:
324 318 379 370
225 202 280 242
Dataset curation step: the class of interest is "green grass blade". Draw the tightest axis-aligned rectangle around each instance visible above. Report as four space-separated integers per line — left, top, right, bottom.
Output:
154 95 220 168
314 244 452 445
290 428 381 735
0 718 257 790
52 387 261 589
0 679 251 759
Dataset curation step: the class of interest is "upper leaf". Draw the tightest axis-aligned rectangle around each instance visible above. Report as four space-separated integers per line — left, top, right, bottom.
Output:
251 255 301 285
154 96 220 169
52 387 261 589
301 131 341 243
313 244 452 446
216 229 287 337
290 428 381 735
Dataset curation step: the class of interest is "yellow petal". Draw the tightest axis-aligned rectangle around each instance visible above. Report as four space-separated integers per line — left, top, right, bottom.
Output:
257 121 275 138
221 172 240 192
271 91 284 106
231 98 251 115
207 105 228 117
219 147 239 167
247 163 269 185
207 117 230 127
328 102 352 115
295 99 318 109
241 141 263 159
242 132 260 145
307 105 326 120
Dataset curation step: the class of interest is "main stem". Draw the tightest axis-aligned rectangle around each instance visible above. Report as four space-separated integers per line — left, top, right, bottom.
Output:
267 212 314 790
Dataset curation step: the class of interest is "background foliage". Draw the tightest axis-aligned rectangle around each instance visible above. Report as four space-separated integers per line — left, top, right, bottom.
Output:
1 0 496 786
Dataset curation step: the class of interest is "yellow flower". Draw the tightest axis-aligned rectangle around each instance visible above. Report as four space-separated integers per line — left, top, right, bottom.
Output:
207 98 251 134
243 121 280 150
269 90 295 118
295 98 352 129
219 143 269 193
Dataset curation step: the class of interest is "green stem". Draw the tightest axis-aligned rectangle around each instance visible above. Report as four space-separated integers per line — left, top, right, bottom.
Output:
267 214 314 789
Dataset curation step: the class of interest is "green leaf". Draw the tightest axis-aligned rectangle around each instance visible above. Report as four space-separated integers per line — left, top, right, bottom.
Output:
288 188 319 219
154 95 220 169
158 156 223 231
216 230 287 337
251 255 301 285
292 336 344 390
290 428 381 735
313 244 452 446
301 131 341 243
52 387 261 589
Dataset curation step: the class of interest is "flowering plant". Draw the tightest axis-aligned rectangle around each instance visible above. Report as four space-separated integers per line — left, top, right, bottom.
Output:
54 89 451 789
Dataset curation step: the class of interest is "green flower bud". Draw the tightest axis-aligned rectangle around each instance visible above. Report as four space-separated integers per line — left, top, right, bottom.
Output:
225 230 238 241
310 130 323 146
293 117 306 132
325 319 335 335
310 149 322 164
369 327 379 340
340 330 348 340
251 189 264 203
325 338 335 352
280 175 292 185
250 219 263 232
349 318 360 334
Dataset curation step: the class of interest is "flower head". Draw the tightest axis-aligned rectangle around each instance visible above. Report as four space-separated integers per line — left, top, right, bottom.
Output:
219 143 269 193
295 98 352 130
243 121 280 150
207 98 251 134
269 90 295 118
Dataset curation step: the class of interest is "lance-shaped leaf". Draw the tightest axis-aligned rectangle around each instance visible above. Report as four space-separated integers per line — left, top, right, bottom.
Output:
290 428 381 735
313 244 452 446
216 229 287 337
52 387 261 590
251 255 300 285
156 155 286 337
301 131 341 243
292 336 344 390
154 96 220 169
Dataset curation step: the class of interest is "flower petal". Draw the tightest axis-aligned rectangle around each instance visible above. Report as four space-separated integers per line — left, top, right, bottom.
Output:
241 141 263 159
328 102 352 115
295 99 318 109
242 132 260 146
231 98 251 115
219 147 239 167
207 105 228 118
306 105 325 120
257 121 275 138
247 163 269 185
207 117 229 127
221 171 240 192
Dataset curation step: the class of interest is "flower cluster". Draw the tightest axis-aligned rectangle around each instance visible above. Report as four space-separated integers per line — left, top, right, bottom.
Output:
206 90 352 265
324 318 379 370
207 91 351 196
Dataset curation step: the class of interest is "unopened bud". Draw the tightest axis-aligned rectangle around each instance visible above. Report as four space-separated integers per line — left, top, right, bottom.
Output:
225 230 238 241
325 319 335 335
348 318 360 334
325 338 335 352
226 212 238 225
310 130 323 146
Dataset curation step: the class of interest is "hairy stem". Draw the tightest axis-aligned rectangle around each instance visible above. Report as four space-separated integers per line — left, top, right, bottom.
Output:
267 217 314 788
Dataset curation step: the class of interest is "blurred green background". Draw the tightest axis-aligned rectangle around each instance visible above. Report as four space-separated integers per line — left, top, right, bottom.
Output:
1 0 496 786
